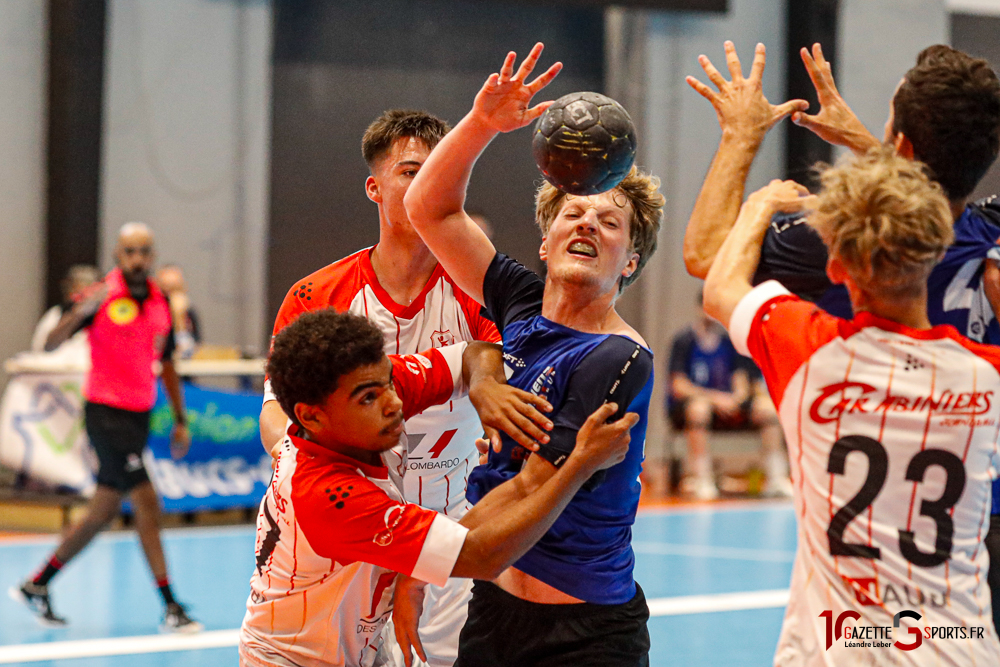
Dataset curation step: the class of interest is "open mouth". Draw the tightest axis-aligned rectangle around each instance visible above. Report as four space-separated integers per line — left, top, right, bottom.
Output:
567 241 597 258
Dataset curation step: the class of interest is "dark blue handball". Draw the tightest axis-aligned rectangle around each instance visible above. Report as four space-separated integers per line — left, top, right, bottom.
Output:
532 92 637 196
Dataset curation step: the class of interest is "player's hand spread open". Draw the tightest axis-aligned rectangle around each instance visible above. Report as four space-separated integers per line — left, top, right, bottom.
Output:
791 43 880 155
471 42 563 133
469 376 553 454
686 41 808 144
573 402 638 472
392 574 428 667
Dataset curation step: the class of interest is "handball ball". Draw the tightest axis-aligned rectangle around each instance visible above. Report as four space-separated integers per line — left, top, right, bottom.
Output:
532 92 637 196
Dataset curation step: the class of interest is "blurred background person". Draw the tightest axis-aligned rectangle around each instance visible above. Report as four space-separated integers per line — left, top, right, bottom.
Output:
156 264 201 359
11 223 199 633
30 264 100 355
666 295 788 500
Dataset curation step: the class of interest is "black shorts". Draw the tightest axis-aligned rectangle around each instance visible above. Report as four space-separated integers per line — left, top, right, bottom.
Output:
455 580 650 667
85 402 152 492
668 397 754 432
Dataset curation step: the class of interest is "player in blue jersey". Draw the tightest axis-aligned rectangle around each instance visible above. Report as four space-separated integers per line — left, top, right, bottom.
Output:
394 43 664 666
683 41 1000 636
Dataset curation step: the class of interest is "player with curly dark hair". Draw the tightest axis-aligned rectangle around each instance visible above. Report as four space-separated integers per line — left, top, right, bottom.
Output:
240 308 637 667
266 310 386 422
259 106 554 666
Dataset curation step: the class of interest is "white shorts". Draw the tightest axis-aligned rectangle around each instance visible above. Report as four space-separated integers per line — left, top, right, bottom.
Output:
386 576 473 667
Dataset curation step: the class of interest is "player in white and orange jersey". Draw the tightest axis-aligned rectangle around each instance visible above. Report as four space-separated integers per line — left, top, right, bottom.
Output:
258 111 554 666
704 150 1000 665
240 310 634 667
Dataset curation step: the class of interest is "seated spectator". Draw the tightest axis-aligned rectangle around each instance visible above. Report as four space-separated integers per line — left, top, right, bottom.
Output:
31 264 100 356
667 297 790 500
156 264 201 359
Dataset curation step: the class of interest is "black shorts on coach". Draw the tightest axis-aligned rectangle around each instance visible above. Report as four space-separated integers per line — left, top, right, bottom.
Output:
455 580 650 667
85 401 152 492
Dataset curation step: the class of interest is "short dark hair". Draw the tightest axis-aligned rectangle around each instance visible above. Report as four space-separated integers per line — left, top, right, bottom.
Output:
361 109 451 169
893 45 1000 200
267 310 385 424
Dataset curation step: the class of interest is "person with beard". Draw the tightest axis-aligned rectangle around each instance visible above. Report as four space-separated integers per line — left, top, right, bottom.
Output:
10 222 201 633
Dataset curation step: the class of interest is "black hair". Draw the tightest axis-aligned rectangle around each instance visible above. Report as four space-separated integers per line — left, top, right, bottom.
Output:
267 309 385 423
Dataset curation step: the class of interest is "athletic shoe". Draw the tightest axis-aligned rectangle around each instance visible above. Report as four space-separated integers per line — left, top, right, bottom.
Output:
160 602 203 634
763 475 794 498
681 475 719 501
8 581 68 627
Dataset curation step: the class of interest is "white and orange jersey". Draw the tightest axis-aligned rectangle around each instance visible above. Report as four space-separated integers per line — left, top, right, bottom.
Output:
730 281 1000 666
241 347 470 667
265 247 501 518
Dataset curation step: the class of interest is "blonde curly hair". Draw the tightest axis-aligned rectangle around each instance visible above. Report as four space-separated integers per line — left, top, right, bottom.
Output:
809 147 953 298
534 166 664 292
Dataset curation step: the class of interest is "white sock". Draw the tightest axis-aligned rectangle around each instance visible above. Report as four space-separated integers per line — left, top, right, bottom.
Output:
766 451 788 481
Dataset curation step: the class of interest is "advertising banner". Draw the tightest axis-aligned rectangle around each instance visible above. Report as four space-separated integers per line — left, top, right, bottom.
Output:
144 382 272 512
0 371 270 511
0 373 95 494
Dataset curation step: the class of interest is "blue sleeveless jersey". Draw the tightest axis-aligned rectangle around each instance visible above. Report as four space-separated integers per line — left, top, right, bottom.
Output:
757 199 1000 514
467 254 654 604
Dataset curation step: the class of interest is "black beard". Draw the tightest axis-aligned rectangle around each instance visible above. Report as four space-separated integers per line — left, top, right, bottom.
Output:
124 270 149 302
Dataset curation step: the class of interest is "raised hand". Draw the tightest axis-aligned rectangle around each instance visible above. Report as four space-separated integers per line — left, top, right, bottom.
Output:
746 179 817 216
791 43 880 154
471 42 563 133
686 41 808 143
72 282 109 319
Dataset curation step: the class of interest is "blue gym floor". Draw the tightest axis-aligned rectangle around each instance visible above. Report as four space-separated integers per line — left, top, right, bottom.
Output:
0 501 797 666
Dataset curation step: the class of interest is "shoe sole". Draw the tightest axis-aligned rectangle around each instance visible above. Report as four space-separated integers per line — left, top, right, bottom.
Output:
7 586 68 628
160 621 204 635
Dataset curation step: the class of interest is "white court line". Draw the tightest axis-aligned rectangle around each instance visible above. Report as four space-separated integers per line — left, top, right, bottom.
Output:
0 524 256 547
0 630 240 664
637 499 793 516
633 541 795 562
648 589 790 617
0 591 789 662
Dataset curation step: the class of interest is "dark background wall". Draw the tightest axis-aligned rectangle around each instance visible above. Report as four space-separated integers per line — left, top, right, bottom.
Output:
952 12 1000 203
268 0 605 325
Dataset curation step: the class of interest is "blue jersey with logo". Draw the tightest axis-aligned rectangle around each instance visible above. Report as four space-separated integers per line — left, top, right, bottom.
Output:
466 254 654 604
756 198 1000 514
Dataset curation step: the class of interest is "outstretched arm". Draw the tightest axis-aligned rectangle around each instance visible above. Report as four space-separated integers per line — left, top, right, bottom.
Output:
790 43 880 155
393 402 636 666
683 42 809 279
703 180 816 328
464 342 553 450
405 43 562 304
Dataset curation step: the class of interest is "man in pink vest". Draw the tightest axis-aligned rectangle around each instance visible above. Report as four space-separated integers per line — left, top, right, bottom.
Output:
10 223 201 633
